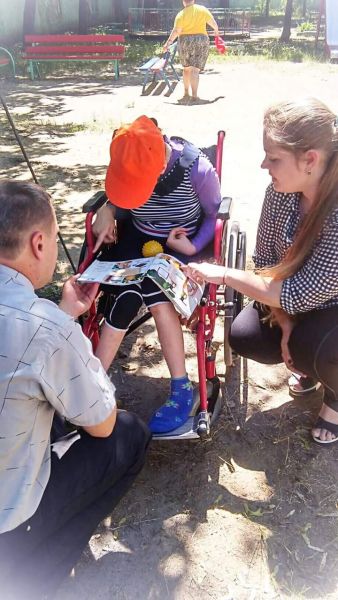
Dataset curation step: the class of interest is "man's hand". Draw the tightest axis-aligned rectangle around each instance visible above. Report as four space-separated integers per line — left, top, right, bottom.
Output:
92 203 117 253
59 275 99 319
183 261 225 285
166 228 196 256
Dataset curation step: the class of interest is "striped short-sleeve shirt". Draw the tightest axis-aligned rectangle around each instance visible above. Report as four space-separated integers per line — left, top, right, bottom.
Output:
131 155 201 238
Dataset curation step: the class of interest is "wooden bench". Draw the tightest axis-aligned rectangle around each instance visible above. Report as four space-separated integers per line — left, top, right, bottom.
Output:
139 42 179 94
0 47 15 77
23 34 125 80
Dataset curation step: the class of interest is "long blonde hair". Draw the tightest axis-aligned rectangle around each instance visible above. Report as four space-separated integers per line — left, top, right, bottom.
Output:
262 97 338 281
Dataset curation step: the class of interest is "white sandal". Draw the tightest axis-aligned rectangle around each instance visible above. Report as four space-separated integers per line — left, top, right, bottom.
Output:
288 373 320 396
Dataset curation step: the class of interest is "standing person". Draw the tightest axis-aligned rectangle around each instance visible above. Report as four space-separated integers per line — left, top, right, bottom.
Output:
0 180 151 599
163 0 219 103
185 97 338 445
91 115 221 434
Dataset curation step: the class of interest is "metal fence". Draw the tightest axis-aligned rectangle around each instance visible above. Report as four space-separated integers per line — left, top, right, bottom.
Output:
128 8 251 37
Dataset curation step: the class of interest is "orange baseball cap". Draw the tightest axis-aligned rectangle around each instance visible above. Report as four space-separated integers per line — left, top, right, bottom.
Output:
105 116 166 209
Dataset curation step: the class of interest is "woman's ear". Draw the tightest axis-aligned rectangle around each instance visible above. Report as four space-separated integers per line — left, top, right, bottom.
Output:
304 149 319 172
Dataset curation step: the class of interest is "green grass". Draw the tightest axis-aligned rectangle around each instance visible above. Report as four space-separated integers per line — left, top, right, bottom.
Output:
210 39 326 63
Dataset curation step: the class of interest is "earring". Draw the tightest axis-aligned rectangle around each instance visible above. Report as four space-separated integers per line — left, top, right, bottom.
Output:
306 170 311 175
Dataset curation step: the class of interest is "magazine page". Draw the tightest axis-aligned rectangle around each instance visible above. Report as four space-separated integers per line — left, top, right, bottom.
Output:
78 257 155 286
145 253 204 318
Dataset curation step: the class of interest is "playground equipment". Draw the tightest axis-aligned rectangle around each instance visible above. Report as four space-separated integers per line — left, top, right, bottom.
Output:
325 0 338 60
316 0 338 60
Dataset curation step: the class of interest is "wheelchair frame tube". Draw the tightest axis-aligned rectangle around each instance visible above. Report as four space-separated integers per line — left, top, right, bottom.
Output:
78 211 100 351
197 309 208 411
216 130 225 182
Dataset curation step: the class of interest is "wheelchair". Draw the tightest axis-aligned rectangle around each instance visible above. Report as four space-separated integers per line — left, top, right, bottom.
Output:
78 131 246 441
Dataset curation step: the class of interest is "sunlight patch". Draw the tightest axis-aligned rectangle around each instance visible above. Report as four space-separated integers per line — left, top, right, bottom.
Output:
160 552 186 579
219 460 273 502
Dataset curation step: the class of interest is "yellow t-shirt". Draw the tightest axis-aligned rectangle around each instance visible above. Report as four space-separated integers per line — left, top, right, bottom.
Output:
174 4 213 36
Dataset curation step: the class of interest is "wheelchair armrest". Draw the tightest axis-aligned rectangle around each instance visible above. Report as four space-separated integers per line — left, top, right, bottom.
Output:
82 191 107 214
217 196 232 220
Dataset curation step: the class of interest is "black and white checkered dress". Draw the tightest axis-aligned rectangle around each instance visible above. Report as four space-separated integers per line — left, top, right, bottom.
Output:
253 183 338 315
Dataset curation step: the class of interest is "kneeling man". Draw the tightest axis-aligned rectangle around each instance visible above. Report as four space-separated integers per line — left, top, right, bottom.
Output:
0 180 151 599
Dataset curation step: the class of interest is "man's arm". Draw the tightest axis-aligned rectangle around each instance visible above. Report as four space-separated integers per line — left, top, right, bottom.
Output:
82 409 117 438
60 278 117 437
39 283 118 438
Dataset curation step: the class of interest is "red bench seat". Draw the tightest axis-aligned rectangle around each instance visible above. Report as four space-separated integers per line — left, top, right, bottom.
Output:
23 34 125 80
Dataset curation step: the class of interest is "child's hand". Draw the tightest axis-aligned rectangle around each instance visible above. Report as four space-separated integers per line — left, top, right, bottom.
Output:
92 204 117 252
167 228 196 256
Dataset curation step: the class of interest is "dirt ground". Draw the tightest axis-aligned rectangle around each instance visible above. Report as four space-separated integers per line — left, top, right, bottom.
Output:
1 55 338 599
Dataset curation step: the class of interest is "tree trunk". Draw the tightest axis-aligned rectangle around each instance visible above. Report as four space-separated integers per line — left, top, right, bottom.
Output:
302 0 307 18
23 0 37 38
79 0 91 34
280 0 293 43
265 0 270 18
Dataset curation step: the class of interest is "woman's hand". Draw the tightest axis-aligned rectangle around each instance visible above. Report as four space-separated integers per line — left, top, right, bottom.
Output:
59 275 99 319
167 228 196 256
280 326 294 370
271 308 304 374
183 261 225 285
92 203 117 253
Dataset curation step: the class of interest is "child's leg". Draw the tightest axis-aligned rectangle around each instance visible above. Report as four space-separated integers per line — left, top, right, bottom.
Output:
95 324 126 372
95 286 143 371
148 301 193 433
150 302 186 378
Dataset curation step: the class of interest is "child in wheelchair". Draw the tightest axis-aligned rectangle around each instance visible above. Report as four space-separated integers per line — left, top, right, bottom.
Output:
91 115 221 434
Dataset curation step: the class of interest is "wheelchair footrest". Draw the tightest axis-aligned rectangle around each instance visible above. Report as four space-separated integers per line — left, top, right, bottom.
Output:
152 415 200 441
152 378 221 441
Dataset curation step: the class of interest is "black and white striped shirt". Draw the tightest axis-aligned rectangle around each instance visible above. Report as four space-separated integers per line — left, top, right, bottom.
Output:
253 184 338 315
132 156 201 237
129 137 221 253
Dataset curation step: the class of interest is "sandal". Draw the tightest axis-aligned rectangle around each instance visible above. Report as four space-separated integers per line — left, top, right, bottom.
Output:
312 416 338 445
288 373 320 396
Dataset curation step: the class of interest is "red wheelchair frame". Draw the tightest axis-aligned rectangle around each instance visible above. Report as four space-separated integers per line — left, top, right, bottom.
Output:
78 131 246 439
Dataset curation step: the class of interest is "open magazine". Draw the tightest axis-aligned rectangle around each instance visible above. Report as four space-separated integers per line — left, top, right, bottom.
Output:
78 253 204 319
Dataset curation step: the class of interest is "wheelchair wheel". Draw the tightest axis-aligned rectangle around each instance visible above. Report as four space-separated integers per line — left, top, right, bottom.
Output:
223 222 246 367
220 220 229 268
235 230 246 315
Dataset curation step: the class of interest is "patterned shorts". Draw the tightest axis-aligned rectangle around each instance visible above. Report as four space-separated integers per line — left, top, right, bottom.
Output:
178 34 210 71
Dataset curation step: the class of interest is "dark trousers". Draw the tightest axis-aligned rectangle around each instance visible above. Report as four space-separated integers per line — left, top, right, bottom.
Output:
230 301 338 409
0 411 151 600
